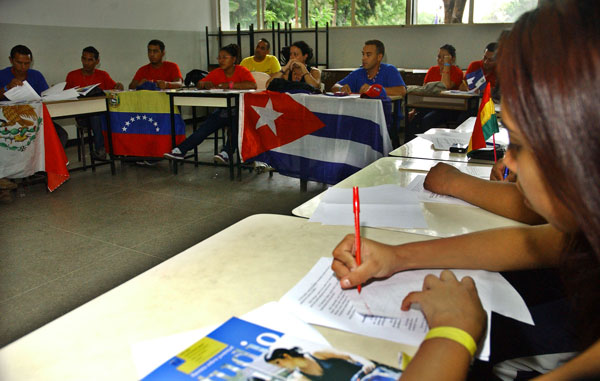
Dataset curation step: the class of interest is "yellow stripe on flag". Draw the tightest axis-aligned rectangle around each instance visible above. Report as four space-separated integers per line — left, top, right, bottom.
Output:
479 98 495 125
108 90 178 114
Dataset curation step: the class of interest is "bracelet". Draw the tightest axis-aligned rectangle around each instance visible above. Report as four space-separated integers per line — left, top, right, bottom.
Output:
424 326 477 357
443 63 451 66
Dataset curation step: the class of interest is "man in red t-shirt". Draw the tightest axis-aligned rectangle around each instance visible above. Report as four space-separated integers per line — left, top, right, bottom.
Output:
66 46 124 91
65 46 123 159
128 40 183 90
461 42 498 91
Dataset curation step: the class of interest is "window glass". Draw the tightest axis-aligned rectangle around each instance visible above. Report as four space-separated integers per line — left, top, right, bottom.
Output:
228 0 256 29
264 0 302 28
307 0 406 27
414 0 468 24
474 0 537 23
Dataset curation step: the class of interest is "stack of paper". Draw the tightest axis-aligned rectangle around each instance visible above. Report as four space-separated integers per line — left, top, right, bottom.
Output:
4 81 79 102
309 184 428 229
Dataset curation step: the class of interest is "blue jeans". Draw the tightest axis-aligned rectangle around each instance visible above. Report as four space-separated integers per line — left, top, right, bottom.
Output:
176 109 236 154
76 115 104 150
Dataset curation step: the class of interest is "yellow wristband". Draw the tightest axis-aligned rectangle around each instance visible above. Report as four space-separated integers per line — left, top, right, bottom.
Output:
424 326 477 357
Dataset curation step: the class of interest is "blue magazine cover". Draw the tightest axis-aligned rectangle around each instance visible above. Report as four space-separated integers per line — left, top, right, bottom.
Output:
143 317 403 380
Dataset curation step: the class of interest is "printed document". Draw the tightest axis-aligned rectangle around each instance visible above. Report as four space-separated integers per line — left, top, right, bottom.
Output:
406 175 474 206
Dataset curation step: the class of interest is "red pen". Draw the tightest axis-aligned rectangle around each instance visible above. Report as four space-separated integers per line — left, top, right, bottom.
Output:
353 186 362 293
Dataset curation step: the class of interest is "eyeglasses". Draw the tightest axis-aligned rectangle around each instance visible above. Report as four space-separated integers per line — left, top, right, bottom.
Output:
217 55 233 60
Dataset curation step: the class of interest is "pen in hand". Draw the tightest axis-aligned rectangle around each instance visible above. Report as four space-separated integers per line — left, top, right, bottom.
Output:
353 186 362 294
503 167 509 180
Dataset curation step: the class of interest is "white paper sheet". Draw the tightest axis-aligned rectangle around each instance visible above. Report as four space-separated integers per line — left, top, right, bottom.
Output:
279 258 532 362
346 268 533 325
130 302 329 379
406 175 474 206
279 258 440 355
3 81 41 102
416 132 473 150
309 185 428 229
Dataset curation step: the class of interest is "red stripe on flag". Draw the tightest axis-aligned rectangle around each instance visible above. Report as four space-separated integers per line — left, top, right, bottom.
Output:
105 133 185 157
42 105 70 192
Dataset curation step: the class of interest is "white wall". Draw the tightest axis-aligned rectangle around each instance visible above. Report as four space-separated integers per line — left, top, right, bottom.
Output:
0 0 509 82
0 0 216 87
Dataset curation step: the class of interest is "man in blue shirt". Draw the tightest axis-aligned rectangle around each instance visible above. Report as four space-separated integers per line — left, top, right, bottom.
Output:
331 40 406 97
0 45 49 98
0 45 68 148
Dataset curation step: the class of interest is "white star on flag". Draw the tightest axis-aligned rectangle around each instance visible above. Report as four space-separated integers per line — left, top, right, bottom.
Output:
130 117 135 122
252 98 283 135
125 121 130 126
136 115 141 120
148 118 153 122
467 77 474 85
122 126 127 132
142 115 147 120
156 127 160 132
154 122 158 126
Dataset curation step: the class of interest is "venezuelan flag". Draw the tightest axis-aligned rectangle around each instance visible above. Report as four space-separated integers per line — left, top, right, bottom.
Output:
105 90 186 157
467 83 499 154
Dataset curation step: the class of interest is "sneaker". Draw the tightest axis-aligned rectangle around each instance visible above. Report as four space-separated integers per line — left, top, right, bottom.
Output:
0 178 17 190
253 161 274 174
213 151 229 164
163 148 184 160
92 147 107 160
135 160 156 166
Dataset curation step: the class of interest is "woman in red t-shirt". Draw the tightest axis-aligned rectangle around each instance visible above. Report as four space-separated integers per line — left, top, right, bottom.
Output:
405 44 465 142
423 44 464 90
164 44 256 163
197 44 257 90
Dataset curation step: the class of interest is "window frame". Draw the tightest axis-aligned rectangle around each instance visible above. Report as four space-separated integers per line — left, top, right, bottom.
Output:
221 0 537 30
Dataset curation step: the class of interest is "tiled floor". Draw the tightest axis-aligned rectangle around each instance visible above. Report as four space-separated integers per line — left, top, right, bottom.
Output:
0 142 325 348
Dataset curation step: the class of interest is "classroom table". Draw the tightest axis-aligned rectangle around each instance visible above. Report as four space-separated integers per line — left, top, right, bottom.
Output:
0 214 426 381
404 90 480 116
167 89 242 179
292 157 524 237
45 96 116 174
389 117 509 164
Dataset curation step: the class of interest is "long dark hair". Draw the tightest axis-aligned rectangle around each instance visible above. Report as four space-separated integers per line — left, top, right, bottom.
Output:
497 0 600 346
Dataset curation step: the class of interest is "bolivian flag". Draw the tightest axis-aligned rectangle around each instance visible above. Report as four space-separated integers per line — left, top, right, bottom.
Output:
105 90 186 157
467 83 499 154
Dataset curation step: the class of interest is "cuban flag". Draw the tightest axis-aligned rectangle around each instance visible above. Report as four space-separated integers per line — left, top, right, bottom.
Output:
465 69 487 91
105 90 186 157
239 91 392 185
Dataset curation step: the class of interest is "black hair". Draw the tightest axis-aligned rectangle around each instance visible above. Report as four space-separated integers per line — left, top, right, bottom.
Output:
291 41 313 62
439 44 456 58
258 38 271 51
220 43 240 61
10 45 32 60
82 46 99 60
365 39 385 57
148 39 165 52
264 347 304 362
485 42 498 53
